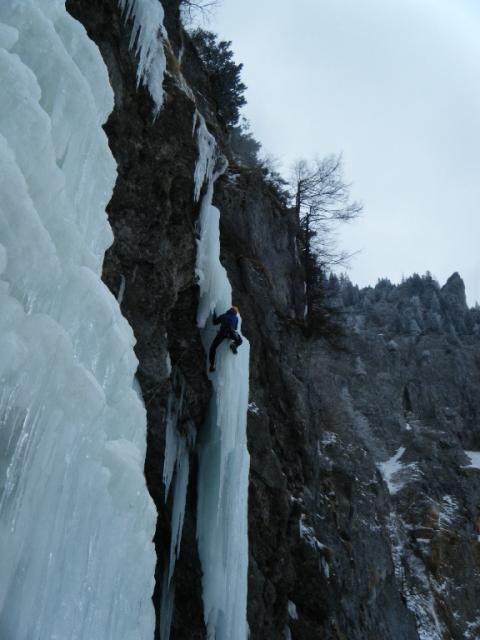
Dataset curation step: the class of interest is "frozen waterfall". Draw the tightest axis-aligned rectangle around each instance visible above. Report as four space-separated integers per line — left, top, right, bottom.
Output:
0 2 156 639
194 113 251 640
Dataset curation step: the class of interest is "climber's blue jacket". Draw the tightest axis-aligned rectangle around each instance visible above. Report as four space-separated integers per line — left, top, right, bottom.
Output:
213 308 239 331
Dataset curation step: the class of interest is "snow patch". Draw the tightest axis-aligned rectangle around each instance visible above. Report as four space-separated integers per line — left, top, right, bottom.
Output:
378 447 420 495
299 515 326 552
248 401 260 415
386 514 446 640
465 617 480 639
299 516 330 578
438 495 458 529
379 447 406 493
405 555 444 640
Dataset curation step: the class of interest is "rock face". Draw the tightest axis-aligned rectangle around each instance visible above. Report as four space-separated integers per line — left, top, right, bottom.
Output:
67 3 480 639
332 275 480 639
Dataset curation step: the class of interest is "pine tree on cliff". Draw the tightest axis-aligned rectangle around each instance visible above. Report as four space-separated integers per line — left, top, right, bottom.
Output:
190 29 247 127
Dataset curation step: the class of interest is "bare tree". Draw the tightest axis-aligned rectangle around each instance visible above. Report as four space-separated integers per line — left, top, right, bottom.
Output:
291 154 362 329
293 154 362 262
180 0 219 24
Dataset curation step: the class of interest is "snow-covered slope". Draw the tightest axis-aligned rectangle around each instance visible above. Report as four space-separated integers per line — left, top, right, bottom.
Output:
0 2 155 638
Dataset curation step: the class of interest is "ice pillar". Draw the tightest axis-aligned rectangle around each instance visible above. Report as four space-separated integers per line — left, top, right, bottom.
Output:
193 113 250 640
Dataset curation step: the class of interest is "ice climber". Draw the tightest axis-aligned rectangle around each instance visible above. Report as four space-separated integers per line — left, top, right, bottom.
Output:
209 306 243 372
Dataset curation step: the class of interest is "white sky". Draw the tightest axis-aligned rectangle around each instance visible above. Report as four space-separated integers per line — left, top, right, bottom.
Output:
207 0 480 305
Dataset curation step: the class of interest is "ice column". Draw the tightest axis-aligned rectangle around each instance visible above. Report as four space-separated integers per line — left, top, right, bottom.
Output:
194 113 251 640
0 3 156 639
160 369 196 640
117 0 167 116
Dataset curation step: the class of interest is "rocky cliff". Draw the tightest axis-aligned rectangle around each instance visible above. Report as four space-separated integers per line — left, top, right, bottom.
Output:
67 2 480 638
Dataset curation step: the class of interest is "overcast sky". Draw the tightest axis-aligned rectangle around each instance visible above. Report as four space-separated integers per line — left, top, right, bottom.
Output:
207 0 480 305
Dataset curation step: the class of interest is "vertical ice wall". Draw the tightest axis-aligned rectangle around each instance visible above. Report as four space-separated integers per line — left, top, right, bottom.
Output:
0 2 156 639
194 113 251 640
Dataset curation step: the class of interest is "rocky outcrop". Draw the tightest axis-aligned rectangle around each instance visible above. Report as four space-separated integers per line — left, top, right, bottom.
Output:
334 274 480 639
67 3 480 638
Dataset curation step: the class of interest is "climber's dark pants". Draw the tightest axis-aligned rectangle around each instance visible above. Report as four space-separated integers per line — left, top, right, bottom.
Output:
209 328 243 367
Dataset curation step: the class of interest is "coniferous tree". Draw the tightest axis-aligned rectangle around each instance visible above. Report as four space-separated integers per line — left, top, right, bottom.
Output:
190 29 247 127
228 120 261 167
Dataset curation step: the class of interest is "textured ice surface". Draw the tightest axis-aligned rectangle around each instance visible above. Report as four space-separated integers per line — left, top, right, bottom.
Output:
117 0 167 116
194 113 229 328
0 3 155 638
194 114 250 639
193 111 217 202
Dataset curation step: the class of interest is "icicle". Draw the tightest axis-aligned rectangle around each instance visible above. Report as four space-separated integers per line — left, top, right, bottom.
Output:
161 368 197 639
163 378 185 496
117 0 167 116
168 432 190 581
159 572 175 640
117 274 126 305
0 4 156 639
193 114 251 640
